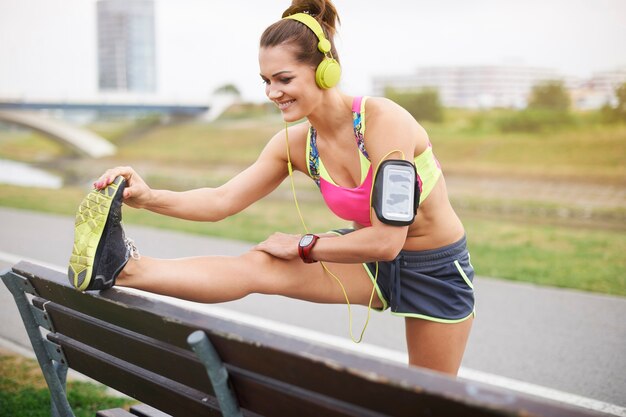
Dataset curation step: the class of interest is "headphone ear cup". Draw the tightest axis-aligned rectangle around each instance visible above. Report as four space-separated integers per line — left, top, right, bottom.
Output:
315 58 341 89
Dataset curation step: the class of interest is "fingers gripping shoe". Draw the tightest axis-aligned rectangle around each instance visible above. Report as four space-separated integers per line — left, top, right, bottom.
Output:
68 176 138 291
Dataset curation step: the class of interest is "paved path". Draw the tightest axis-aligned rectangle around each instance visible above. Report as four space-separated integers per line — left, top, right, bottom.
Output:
0 207 624 414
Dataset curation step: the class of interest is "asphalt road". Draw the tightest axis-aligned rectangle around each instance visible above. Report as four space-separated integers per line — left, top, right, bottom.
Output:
0 207 624 414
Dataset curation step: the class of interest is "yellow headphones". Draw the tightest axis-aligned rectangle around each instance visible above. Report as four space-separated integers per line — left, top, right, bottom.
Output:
284 13 341 89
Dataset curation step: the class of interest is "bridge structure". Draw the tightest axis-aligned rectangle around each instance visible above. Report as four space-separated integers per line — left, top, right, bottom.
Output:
0 99 211 158
0 100 210 116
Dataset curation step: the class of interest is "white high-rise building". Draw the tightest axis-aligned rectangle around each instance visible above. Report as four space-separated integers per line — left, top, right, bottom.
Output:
97 0 156 92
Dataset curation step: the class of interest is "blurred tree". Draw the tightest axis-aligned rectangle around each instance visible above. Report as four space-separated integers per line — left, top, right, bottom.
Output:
600 82 626 123
214 83 241 97
613 82 626 121
385 87 443 122
527 80 571 112
497 79 574 132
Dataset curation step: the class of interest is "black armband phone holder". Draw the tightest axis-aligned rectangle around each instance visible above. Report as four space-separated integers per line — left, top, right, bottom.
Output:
371 159 420 226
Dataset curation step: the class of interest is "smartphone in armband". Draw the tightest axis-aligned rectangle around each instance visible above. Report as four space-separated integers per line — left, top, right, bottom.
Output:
372 159 420 226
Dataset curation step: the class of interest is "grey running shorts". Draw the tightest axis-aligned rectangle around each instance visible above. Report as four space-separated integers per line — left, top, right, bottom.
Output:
332 229 475 322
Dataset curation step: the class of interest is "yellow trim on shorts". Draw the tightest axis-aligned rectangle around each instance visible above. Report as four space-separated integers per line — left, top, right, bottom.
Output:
391 309 475 323
454 259 474 289
326 230 388 311
361 262 388 311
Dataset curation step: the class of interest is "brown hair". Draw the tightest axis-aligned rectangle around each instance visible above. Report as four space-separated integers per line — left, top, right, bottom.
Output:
260 0 341 67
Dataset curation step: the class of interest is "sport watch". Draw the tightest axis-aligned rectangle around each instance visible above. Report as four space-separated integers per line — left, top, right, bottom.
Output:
298 234 319 263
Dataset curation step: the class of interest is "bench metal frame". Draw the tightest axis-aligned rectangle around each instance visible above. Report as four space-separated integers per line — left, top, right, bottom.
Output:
2 266 242 417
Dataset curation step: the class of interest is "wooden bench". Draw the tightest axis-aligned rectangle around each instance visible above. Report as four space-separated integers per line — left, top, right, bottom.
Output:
2 261 600 417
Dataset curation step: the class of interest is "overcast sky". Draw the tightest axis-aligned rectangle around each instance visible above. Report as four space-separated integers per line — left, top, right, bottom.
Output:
0 0 625 103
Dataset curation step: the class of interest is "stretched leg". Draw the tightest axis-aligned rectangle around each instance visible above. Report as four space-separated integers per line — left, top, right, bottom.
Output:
405 316 473 375
118 249 385 308
68 177 381 307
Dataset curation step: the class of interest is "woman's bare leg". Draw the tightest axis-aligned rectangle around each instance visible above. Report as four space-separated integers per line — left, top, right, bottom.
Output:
405 316 473 375
118 249 473 374
117 249 384 308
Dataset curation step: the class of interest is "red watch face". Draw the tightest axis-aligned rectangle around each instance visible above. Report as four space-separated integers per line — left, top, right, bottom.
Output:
299 234 318 263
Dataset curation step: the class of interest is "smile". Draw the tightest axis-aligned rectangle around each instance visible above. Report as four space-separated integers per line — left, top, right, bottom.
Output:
276 99 295 110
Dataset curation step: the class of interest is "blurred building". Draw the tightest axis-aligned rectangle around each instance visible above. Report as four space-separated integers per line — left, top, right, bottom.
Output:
570 67 626 109
97 0 157 92
373 65 626 110
373 65 560 109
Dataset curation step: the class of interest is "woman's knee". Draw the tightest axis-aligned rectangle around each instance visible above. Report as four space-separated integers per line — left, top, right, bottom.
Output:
237 250 296 295
239 249 278 269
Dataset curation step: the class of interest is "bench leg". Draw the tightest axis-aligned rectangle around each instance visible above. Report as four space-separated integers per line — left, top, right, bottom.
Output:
51 360 70 417
2 270 75 417
187 330 243 417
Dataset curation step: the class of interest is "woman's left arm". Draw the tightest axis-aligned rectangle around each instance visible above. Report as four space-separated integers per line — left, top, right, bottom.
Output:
313 98 424 262
255 98 426 263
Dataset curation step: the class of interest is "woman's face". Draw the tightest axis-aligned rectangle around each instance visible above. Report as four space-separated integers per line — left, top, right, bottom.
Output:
259 45 320 122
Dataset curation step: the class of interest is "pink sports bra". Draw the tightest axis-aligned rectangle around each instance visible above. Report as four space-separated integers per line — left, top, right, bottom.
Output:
306 96 372 225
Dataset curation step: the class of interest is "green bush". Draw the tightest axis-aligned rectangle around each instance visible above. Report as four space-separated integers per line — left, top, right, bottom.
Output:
600 82 626 123
385 88 444 123
497 108 574 133
528 80 571 112
616 82 626 120
495 80 575 132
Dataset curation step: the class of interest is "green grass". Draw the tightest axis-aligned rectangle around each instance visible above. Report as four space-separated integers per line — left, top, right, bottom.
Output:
116 117 281 166
0 350 137 417
465 218 626 294
1 110 625 296
0 129 67 162
426 121 626 181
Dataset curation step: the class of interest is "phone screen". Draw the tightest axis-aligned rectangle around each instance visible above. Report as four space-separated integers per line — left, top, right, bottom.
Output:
381 164 415 223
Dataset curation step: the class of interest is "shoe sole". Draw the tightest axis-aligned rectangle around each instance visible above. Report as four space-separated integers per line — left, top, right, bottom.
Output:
68 176 125 291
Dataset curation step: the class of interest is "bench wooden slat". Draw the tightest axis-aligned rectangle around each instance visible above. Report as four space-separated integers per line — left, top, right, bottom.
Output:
48 332 226 417
96 409 135 417
34 299 211 392
130 404 174 417
96 404 174 417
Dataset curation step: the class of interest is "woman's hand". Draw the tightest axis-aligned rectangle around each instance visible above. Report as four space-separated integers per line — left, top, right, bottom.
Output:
253 232 302 260
94 166 153 209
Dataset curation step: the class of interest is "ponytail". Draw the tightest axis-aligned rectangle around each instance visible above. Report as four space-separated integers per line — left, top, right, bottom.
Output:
282 0 340 38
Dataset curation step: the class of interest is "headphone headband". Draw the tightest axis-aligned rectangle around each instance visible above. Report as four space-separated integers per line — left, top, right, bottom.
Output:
284 13 332 54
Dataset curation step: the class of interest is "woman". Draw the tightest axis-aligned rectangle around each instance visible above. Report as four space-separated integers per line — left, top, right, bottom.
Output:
69 0 474 376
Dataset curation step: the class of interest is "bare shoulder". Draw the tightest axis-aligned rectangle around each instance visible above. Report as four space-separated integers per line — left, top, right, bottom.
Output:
266 120 309 148
264 120 311 170
287 120 311 141
364 96 430 148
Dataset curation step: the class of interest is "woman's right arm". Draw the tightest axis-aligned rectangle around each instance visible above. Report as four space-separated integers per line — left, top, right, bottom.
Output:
95 130 292 222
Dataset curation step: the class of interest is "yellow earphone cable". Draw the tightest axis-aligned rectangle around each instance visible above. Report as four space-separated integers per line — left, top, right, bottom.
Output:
284 124 387 343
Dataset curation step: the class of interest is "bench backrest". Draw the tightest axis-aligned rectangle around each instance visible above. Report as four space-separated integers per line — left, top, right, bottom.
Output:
3 261 598 417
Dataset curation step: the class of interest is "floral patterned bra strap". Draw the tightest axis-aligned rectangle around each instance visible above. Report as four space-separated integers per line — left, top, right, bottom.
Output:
352 96 370 160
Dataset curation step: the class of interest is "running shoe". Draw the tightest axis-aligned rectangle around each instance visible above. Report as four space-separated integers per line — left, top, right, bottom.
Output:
68 176 138 291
